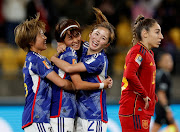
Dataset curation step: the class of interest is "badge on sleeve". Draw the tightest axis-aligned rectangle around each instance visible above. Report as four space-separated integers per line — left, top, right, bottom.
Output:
135 54 143 65
43 60 51 69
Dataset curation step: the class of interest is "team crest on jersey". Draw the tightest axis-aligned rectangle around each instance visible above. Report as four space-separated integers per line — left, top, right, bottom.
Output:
43 60 51 69
135 54 143 65
142 120 149 129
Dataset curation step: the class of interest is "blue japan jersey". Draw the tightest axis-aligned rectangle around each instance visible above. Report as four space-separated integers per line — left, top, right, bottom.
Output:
77 42 109 122
22 51 53 129
50 47 77 118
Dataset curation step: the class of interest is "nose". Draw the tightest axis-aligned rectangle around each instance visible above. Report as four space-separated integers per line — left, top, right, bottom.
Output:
160 33 164 39
43 34 47 40
95 35 101 42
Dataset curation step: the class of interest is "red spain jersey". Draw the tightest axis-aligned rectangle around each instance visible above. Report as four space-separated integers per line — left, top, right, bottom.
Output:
119 42 158 116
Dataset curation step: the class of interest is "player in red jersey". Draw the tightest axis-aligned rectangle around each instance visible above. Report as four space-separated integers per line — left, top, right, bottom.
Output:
118 15 164 132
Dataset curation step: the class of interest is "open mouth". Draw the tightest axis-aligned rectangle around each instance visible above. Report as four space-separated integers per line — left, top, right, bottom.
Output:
92 41 98 47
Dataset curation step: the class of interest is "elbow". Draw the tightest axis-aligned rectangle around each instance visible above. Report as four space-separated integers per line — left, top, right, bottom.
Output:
125 74 134 81
59 80 75 91
58 81 66 88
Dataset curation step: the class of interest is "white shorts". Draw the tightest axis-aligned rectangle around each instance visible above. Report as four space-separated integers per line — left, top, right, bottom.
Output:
24 123 53 132
75 117 107 132
50 117 75 132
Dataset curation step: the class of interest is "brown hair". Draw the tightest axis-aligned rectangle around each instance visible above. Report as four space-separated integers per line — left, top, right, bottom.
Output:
91 7 115 44
14 13 46 52
132 14 157 45
55 19 81 42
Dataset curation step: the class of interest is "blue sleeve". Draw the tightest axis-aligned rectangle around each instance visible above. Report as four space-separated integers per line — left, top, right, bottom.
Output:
63 47 78 64
36 57 53 78
83 55 104 74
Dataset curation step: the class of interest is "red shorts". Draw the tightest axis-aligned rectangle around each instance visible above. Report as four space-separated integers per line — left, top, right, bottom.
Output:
119 115 151 132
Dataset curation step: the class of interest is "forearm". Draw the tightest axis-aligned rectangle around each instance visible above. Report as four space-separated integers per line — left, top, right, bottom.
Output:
51 56 71 72
46 71 75 91
62 79 75 91
125 63 148 98
157 90 169 108
71 73 102 90
74 81 101 90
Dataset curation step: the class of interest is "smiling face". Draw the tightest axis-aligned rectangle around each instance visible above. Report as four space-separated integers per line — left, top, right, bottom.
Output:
30 29 47 53
146 22 164 49
64 30 81 50
88 27 110 54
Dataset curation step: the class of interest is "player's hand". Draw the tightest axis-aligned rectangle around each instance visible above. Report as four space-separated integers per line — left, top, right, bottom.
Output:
143 96 151 110
103 76 113 89
57 42 66 54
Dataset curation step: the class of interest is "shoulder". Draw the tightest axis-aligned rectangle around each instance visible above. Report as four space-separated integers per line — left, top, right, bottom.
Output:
82 41 89 49
60 47 77 57
66 47 76 53
131 44 147 56
156 69 165 80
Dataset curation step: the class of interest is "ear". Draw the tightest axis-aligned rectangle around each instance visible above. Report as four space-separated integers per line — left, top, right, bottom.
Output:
141 29 148 38
89 32 92 38
29 41 34 47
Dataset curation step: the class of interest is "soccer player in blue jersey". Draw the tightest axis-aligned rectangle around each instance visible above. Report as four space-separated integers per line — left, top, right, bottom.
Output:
14 14 74 132
51 8 115 132
50 19 113 132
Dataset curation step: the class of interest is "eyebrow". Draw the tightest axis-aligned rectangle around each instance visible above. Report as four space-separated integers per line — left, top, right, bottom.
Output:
155 29 161 31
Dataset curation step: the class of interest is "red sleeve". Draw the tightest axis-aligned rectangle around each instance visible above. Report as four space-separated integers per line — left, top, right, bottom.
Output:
124 48 148 98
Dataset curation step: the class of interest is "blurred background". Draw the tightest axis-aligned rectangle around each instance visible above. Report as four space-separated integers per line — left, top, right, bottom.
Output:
0 0 179 132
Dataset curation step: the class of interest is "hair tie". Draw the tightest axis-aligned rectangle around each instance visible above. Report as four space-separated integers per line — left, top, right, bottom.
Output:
135 17 145 25
140 17 145 21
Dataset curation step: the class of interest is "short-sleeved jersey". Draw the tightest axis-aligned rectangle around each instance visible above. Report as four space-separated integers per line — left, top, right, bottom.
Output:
22 51 53 129
50 47 77 118
119 42 157 116
156 69 171 104
76 42 108 123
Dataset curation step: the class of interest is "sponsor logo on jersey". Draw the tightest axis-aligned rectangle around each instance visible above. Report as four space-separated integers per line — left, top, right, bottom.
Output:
138 107 142 111
135 54 143 65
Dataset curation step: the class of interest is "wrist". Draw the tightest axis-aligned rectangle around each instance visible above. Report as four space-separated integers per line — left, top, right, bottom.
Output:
99 83 104 89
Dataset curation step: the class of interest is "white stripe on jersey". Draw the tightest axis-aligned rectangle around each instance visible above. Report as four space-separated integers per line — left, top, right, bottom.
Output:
58 55 66 78
29 62 39 93
32 52 43 59
98 60 106 82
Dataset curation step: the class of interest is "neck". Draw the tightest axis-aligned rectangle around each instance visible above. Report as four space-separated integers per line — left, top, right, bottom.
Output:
87 48 101 55
140 41 151 50
30 47 41 54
